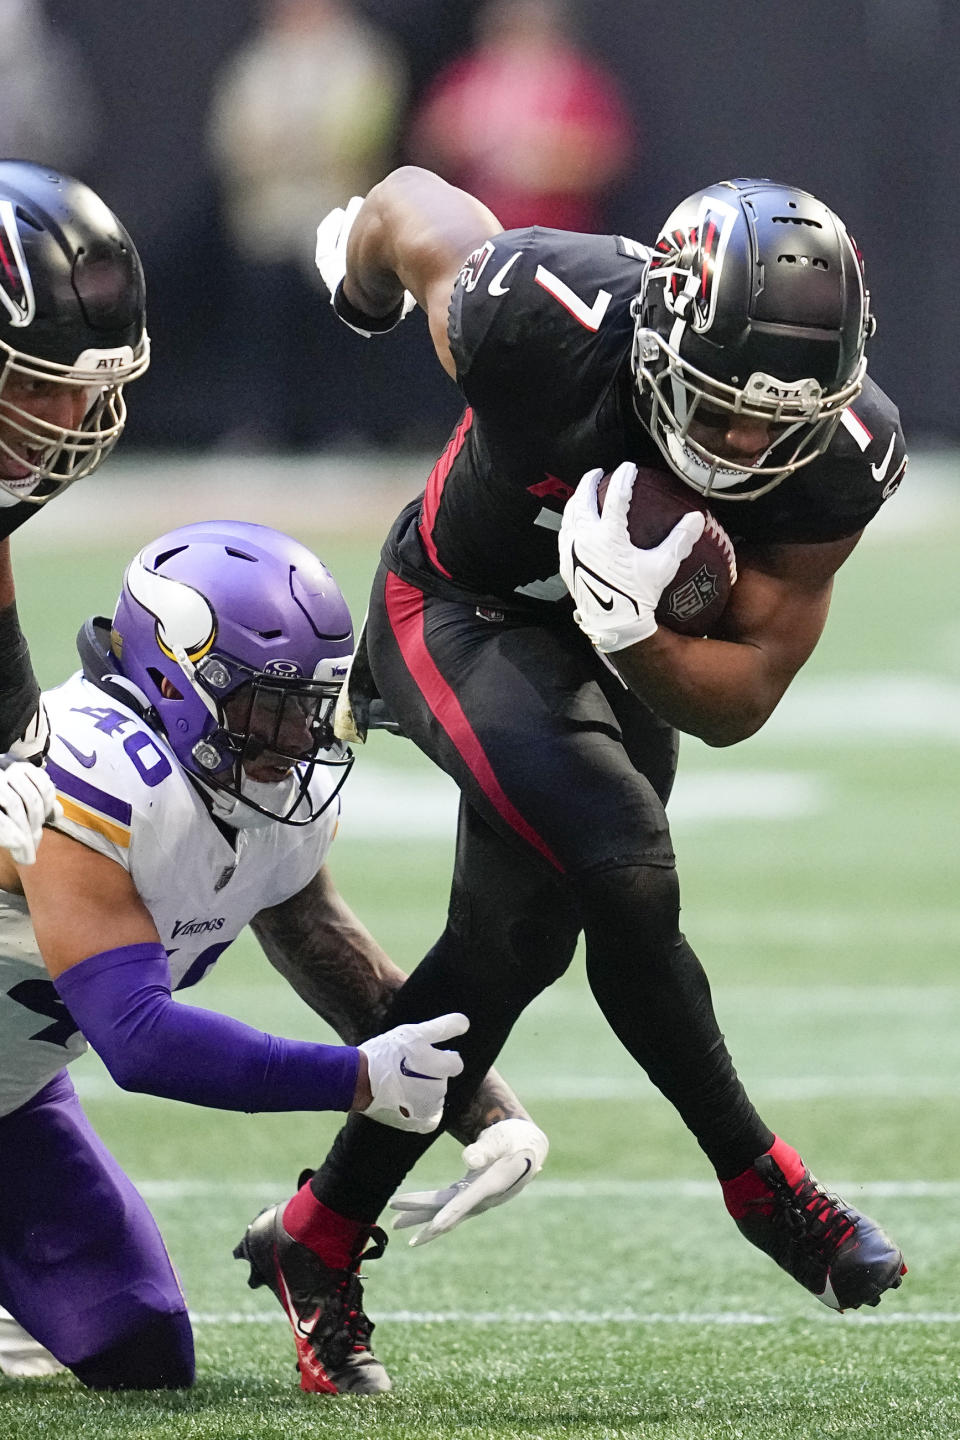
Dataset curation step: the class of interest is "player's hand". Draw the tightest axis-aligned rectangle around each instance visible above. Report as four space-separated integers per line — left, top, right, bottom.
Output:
559 462 705 652
389 1118 548 1246
5 702 51 763
315 196 416 338
0 758 61 866
358 1013 468 1133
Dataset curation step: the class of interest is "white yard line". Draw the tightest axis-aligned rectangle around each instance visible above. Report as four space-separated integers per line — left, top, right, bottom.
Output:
186 1308 960 1328
338 767 831 839
491 1075 960 1101
133 1178 960 1201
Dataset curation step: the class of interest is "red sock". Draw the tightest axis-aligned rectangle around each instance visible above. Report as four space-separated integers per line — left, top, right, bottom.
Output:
720 1135 805 1220
282 1181 369 1268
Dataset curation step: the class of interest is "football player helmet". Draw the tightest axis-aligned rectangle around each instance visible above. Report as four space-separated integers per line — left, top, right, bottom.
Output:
109 521 354 826
0 159 149 507
631 178 873 500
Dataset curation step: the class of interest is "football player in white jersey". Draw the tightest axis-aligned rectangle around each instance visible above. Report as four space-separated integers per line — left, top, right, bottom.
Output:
0 160 150 868
0 520 544 1393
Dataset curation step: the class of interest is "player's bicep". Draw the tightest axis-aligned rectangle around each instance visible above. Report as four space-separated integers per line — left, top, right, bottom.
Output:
716 533 862 684
17 827 159 978
358 168 502 378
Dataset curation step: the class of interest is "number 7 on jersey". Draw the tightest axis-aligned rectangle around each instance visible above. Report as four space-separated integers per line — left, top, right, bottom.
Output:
534 266 612 332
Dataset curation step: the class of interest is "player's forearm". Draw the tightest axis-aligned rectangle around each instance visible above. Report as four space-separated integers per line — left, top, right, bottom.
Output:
254 873 530 1143
252 878 407 1043
0 559 41 752
344 166 499 316
53 942 360 1112
611 629 793 747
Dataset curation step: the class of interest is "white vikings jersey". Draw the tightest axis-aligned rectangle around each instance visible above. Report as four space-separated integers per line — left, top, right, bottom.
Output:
0 672 340 1117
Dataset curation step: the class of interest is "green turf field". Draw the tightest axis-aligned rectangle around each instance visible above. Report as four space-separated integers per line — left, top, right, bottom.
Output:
1 453 958 1438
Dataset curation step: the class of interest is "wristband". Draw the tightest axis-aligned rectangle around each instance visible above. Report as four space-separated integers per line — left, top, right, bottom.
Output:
332 279 406 336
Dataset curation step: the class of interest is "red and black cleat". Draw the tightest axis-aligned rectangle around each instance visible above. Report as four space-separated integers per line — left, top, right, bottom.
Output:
233 1203 391 1394
722 1136 907 1311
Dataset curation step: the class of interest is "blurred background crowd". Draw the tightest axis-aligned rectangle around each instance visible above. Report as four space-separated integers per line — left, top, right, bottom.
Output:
6 0 957 456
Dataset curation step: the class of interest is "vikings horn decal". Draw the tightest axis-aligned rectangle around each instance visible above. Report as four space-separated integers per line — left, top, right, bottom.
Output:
647 195 739 336
125 553 217 664
0 200 36 328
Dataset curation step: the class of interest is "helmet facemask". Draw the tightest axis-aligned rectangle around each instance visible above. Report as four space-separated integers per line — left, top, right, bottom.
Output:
0 337 150 507
184 654 353 828
632 305 864 501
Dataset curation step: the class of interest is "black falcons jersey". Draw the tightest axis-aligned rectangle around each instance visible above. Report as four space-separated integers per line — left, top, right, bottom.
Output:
383 227 908 618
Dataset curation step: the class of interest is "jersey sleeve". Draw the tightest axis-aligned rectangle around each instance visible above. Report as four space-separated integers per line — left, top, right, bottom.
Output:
45 744 134 870
720 374 909 547
802 377 908 541
834 378 909 519
447 227 635 424
447 229 537 392
41 675 175 876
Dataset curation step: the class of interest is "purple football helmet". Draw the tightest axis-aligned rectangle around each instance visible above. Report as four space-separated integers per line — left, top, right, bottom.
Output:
109 520 354 825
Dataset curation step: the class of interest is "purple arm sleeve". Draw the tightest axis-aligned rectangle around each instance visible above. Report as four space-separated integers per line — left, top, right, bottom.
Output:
53 942 359 1113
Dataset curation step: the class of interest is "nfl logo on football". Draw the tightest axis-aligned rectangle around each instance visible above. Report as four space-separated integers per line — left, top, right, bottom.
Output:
667 564 719 623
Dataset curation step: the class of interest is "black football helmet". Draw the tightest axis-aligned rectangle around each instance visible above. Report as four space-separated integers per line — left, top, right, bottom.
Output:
631 178 873 500
0 159 149 506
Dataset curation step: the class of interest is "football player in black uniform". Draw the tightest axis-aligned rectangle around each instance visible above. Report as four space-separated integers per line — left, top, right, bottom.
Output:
0 159 149 866
235 169 908 1393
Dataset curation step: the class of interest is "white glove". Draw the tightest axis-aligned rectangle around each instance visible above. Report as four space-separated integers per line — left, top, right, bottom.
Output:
315 196 416 338
359 1012 468 1133
558 461 705 652
0 759 61 866
389 1117 548 1246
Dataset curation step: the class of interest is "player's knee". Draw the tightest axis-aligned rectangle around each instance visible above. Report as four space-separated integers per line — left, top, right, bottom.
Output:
577 860 682 958
71 1309 194 1390
446 885 581 996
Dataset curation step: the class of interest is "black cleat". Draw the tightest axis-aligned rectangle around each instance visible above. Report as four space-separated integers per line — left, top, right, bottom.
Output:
233 1202 391 1394
722 1136 906 1311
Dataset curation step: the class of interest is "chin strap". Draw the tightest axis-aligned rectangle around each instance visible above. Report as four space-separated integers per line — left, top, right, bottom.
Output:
0 499 38 541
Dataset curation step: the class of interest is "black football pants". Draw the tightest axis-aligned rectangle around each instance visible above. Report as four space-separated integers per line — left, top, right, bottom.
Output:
311 565 772 1220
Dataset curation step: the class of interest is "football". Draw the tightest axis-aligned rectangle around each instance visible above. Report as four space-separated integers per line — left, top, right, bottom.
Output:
596 465 737 637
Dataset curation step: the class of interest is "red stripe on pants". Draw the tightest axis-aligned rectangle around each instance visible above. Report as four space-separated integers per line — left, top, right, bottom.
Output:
383 570 564 872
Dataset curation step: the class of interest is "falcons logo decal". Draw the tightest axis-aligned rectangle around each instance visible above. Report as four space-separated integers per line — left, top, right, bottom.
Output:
646 195 739 335
457 240 495 293
0 200 36 328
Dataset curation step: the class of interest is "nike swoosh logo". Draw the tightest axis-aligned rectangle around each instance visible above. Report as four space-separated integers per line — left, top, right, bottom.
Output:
399 1055 439 1080
871 433 897 482
295 1306 321 1339
487 251 521 296
569 543 636 618
276 1269 322 1342
58 736 97 768
503 1156 534 1194
580 579 615 611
